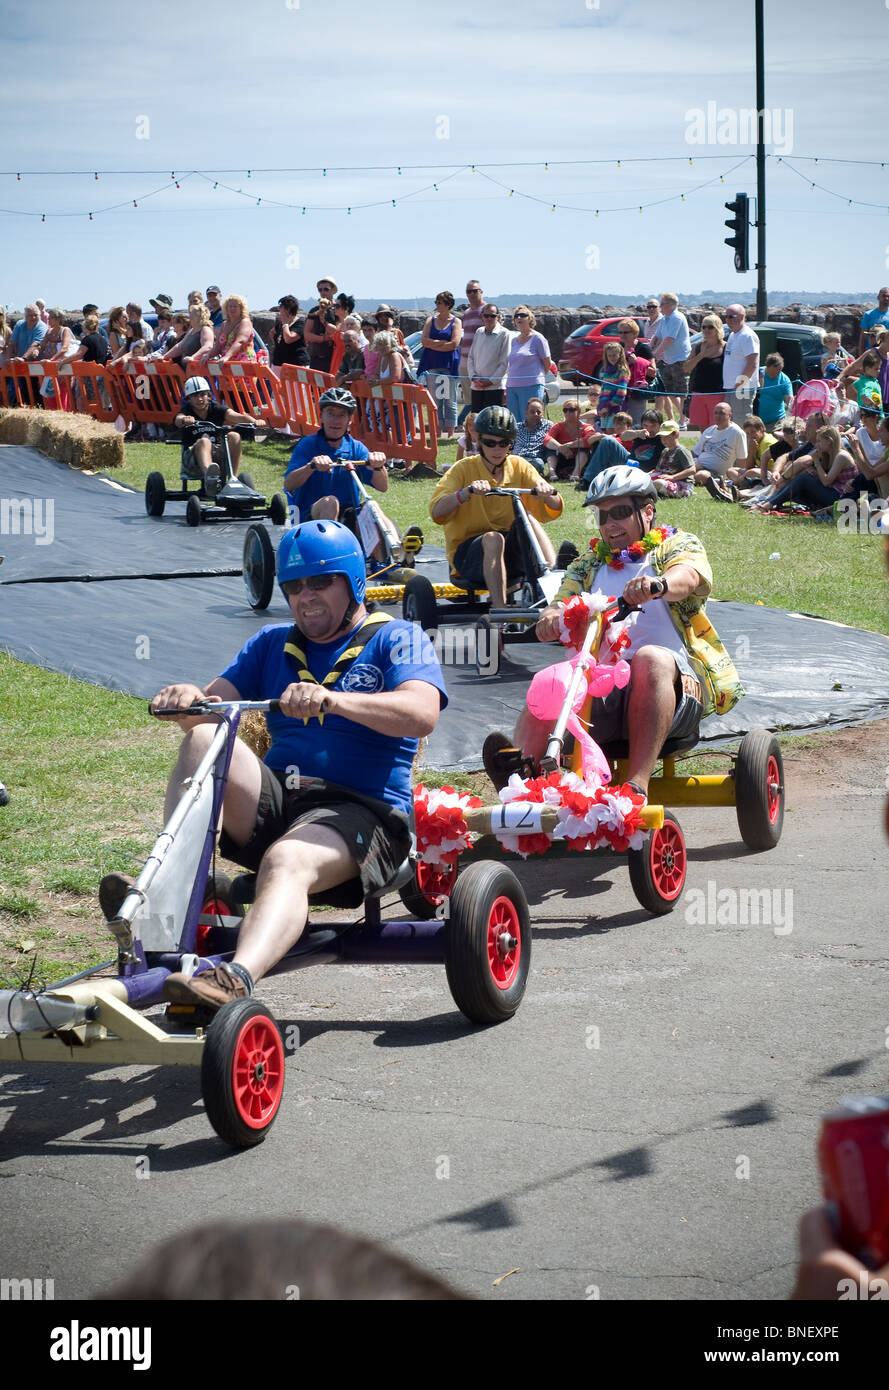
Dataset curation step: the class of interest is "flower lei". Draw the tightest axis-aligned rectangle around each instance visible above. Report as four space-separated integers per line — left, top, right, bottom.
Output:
589 524 676 570
413 784 482 865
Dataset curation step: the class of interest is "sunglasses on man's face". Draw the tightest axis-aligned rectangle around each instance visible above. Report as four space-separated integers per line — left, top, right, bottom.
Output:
596 502 636 522
282 574 336 596
480 436 510 449
481 312 497 319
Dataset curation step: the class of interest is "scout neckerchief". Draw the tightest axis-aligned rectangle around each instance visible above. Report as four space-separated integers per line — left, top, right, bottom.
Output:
283 610 393 688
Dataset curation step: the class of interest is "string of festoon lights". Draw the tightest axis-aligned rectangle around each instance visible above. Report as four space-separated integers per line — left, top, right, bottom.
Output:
0 154 886 221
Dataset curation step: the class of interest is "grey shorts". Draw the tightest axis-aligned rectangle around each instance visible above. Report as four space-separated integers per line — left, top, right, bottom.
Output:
218 766 411 908
586 645 704 749
659 360 688 395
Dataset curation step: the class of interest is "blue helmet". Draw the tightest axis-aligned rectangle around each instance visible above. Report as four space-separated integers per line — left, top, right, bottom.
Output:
277 519 366 604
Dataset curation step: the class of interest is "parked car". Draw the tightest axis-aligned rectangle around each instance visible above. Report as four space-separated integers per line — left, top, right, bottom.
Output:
746 321 825 384
558 317 647 385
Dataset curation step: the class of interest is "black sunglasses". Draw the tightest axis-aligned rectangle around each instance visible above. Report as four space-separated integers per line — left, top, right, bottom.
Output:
480 436 510 449
282 574 336 595
514 312 530 319
596 502 636 522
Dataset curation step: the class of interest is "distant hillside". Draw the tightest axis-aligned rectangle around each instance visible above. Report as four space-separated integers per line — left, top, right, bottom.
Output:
354 291 880 311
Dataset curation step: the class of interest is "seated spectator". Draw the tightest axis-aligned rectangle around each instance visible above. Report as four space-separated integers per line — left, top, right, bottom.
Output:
577 412 635 496
336 330 366 384
838 328 889 411
269 295 309 370
831 380 861 432
578 382 602 424
691 401 748 500
10 304 48 361
595 341 631 428
650 422 695 497
467 304 509 411
211 295 256 365
623 408 666 472
683 314 725 430
843 408 889 498
739 413 826 509
851 352 884 411
725 415 777 490
106 306 129 359
513 396 551 475
615 318 656 425
757 353 793 429
820 331 853 380
542 403 594 481
751 424 858 515
455 411 479 461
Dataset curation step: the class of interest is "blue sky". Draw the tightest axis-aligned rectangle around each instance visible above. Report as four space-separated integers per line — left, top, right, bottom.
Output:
1 0 886 311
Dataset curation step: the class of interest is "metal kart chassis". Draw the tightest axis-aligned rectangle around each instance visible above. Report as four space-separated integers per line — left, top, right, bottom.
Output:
0 708 452 1069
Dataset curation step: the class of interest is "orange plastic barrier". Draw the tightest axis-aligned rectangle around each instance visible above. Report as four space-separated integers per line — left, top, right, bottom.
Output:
279 364 335 436
63 362 121 424
0 360 60 409
207 362 290 430
107 360 186 426
349 380 439 464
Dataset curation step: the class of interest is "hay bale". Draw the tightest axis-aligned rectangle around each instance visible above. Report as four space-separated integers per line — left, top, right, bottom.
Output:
238 709 271 760
0 407 124 470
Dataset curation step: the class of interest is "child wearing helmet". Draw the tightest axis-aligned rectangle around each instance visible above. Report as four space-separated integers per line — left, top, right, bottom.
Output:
106 519 448 1016
483 464 743 800
174 376 270 495
429 405 563 607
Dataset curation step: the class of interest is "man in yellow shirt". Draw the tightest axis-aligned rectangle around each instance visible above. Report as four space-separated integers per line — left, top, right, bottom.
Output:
429 405 562 606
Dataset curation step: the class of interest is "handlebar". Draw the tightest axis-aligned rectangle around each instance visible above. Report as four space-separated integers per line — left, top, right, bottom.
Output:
150 698 330 719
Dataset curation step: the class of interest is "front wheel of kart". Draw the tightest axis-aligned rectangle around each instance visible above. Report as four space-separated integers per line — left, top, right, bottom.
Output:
269 491 289 527
145 471 166 517
243 522 276 610
735 730 785 851
627 810 687 915
403 574 439 631
445 861 530 1024
201 999 285 1148
185 493 203 527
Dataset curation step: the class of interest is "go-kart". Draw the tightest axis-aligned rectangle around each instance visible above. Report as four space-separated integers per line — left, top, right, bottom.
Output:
474 587 786 915
145 420 289 528
0 700 530 1148
401 486 565 659
242 459 424 611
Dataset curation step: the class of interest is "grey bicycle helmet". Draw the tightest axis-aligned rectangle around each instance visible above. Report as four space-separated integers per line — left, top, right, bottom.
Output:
318 387 357 412
474 405 517 446
586 464 657 508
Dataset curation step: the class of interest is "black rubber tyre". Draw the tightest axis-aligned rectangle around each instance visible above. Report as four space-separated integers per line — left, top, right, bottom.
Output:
202 871 244 920
201 999 285 1148
402 574 439 631
243 523 276 610
445 860 531 1024
145 471 166 517
398 882 439 921
627 810 687 915
269 491 289 526
239 470 255 491
735 730 785 851
185 493 203 527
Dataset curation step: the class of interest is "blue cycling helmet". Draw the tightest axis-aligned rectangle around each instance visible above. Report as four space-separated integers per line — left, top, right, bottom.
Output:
277 519 366 604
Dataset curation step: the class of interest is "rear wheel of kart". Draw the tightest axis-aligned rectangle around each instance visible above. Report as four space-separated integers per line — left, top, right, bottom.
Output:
627 810 687 915
735 730 785 851
269 492 289 526
202 871 244 920
243 523 276 610
398 859 457 920
201 1000 285 1148
145 471 166 517
403 575 439 631
186 493 203 527
445 861 531 1024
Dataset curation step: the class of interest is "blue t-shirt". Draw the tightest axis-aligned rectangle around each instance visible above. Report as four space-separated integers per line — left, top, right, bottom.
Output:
286 431 375 521
757 370 792 424
219 619 448 814
10 319 47 355
860 307 889 342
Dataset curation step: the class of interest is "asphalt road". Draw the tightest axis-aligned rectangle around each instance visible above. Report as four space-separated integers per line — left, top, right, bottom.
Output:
1 721 887 1304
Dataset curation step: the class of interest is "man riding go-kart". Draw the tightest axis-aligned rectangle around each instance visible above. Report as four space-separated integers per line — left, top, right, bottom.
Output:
175 375 270 497
283 386 417 565
429 405 564 608
483 464 745 799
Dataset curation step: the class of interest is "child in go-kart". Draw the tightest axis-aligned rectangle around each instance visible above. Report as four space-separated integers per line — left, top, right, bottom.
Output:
429 405 563 607
283 386 410 564
483 465 744 801
175 375 270 496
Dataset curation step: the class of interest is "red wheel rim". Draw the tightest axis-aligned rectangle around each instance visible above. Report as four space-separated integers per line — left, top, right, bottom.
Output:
649 822 686 901
231 1016 285 1130
766 755 781 823
486 895 521 990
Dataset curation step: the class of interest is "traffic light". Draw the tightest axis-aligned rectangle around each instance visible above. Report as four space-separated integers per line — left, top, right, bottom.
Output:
724 193 750 274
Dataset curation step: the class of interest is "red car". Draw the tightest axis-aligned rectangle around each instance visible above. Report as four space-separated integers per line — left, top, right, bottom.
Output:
559 316 647 386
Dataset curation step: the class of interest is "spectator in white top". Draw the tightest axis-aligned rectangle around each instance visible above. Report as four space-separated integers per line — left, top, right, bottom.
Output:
467 304 509 412
458 280 486 425
691 401 748 499
722 304 760 425
648 292 691 424
641 298 661 341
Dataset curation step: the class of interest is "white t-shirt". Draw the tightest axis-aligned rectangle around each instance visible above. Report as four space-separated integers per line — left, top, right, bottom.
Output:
723 325 760 390
856 426 886 466
642 315 662 341
588 556 687 666
693 422 748 473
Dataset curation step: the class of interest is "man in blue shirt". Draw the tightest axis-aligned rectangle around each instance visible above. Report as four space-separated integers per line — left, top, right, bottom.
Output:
858 288 889 355
10 305 48 360
101 521 447 1013
284 386 400 560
